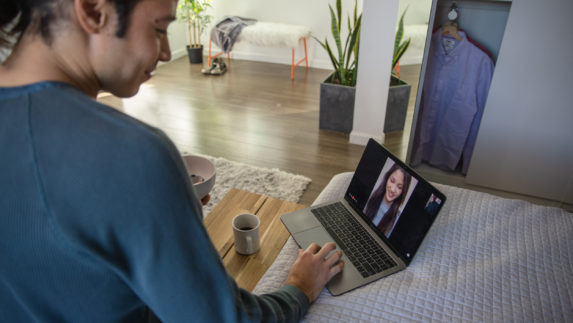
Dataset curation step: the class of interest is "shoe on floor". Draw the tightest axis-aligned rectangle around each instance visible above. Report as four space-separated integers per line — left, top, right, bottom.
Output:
201 63 216 74
201 57 226 75
210 59 227 75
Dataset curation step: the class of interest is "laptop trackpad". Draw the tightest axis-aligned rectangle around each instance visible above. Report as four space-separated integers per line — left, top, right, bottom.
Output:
281 210 322 234
292 226 332 249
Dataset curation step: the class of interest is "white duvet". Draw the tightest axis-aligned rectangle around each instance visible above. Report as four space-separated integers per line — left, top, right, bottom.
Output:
254 173 573 322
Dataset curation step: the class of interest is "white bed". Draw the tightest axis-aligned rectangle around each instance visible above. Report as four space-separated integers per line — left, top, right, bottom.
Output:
254 172 573 322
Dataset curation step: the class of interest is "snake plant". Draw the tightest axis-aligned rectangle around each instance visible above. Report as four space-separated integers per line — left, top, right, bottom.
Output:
315 0 362 87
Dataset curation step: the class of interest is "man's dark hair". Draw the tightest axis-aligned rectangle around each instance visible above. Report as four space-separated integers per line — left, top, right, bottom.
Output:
0 0 142 49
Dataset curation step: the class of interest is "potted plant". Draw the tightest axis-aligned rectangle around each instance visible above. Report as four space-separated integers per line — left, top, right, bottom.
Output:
385 9 412 132
315 0 362 134
177 0 212 64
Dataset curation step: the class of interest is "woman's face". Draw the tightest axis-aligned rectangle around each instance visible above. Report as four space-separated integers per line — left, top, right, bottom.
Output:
384 169 405 204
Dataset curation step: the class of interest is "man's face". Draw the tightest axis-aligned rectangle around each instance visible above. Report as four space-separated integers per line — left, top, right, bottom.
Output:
93 0 177 97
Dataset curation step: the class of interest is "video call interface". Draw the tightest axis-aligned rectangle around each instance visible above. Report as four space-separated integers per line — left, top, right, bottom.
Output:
346 141 445 261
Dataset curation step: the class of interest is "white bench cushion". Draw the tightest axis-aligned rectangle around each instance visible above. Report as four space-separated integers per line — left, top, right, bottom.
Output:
237 22 311 48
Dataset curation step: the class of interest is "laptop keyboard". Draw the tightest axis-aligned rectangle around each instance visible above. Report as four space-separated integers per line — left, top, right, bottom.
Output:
312 202 397 278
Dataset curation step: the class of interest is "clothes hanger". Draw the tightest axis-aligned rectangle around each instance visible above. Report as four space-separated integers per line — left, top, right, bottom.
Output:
442 21 462 41
442 3 462 41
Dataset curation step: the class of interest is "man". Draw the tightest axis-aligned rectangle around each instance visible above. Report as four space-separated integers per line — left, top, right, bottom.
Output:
0 0 343 321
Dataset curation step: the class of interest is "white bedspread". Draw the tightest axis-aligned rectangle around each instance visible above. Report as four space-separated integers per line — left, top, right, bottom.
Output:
254 173 573 322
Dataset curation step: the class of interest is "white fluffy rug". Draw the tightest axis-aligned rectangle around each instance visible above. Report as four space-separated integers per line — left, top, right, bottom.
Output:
186 155 312 216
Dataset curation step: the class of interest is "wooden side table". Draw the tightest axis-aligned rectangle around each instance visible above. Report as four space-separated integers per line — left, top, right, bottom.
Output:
204 188 306 291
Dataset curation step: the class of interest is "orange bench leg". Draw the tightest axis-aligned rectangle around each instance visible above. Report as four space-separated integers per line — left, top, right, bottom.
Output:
208 37 231 67
208 38 212 66
303 38 308 68
291 37 309 79
291 49 295 79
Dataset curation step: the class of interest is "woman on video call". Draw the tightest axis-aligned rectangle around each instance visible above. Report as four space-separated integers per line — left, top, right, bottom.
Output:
364 163 412 237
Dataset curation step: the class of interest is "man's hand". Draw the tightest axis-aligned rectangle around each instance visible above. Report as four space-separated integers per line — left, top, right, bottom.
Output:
285 242 344 303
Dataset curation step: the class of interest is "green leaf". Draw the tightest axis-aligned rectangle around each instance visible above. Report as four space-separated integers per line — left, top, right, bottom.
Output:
324 40 340 72
392 8 410 73
336 0 342 32
393 39 410 68
343 15 352 69
329 5 344 78
345 14 362 71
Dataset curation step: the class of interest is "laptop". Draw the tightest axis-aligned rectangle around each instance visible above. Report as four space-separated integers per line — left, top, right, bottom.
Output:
281 138 446 295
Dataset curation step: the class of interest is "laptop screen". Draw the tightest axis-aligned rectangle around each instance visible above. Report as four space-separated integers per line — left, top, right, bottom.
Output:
345 139 446 264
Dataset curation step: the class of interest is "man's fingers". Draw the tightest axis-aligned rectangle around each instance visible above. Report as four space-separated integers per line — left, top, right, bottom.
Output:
325 250 343 267
288 242 345 303
305 243 321 254
315 242 337 258
328 260 345 280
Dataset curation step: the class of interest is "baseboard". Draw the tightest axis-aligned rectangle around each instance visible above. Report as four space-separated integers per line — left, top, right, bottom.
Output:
227 50 289 65
160 48 187 67
171 48 187 60
168 42 415 69
399 55 423 66
350 131 384 146
205 45 333 70
167 41 336 70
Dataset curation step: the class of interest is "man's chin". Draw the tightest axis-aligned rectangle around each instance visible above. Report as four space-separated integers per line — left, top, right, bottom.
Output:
111 85 141 98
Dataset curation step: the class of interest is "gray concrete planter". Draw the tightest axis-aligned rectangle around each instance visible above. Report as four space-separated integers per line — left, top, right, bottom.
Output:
319 74 410 134
384 76 411 133
319 74 355 134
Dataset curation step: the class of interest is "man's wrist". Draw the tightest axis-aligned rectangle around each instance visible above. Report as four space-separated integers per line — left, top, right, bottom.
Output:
282 284 311 309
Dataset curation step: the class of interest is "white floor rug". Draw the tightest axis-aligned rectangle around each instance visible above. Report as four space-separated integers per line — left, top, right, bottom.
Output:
186 155 312 216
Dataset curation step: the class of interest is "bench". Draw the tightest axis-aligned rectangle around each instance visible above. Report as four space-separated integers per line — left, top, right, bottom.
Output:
208 21 312 79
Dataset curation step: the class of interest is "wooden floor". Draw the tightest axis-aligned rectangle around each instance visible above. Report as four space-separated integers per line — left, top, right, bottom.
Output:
97 57 422 206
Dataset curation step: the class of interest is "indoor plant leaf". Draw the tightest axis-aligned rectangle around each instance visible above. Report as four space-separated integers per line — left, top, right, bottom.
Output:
329 4 345 84
316 0 361 87
177 0 213 47
392 8 410 75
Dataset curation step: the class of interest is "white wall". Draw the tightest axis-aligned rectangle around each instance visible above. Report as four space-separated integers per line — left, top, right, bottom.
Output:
397 0 432 65
398 0 432 24
168 0 363 69
166 0 431 68
167 20 188 63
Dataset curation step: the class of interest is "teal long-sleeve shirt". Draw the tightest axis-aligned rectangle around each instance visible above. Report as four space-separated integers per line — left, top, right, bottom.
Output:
0 82 309 322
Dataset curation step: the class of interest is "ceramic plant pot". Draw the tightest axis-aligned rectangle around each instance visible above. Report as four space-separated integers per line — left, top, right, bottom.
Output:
187 45 203 64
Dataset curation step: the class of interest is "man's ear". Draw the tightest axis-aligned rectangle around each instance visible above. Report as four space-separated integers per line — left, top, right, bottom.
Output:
74 0 109 34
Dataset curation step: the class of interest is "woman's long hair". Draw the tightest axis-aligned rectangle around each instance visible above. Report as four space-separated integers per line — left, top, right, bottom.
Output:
363 164 411 236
